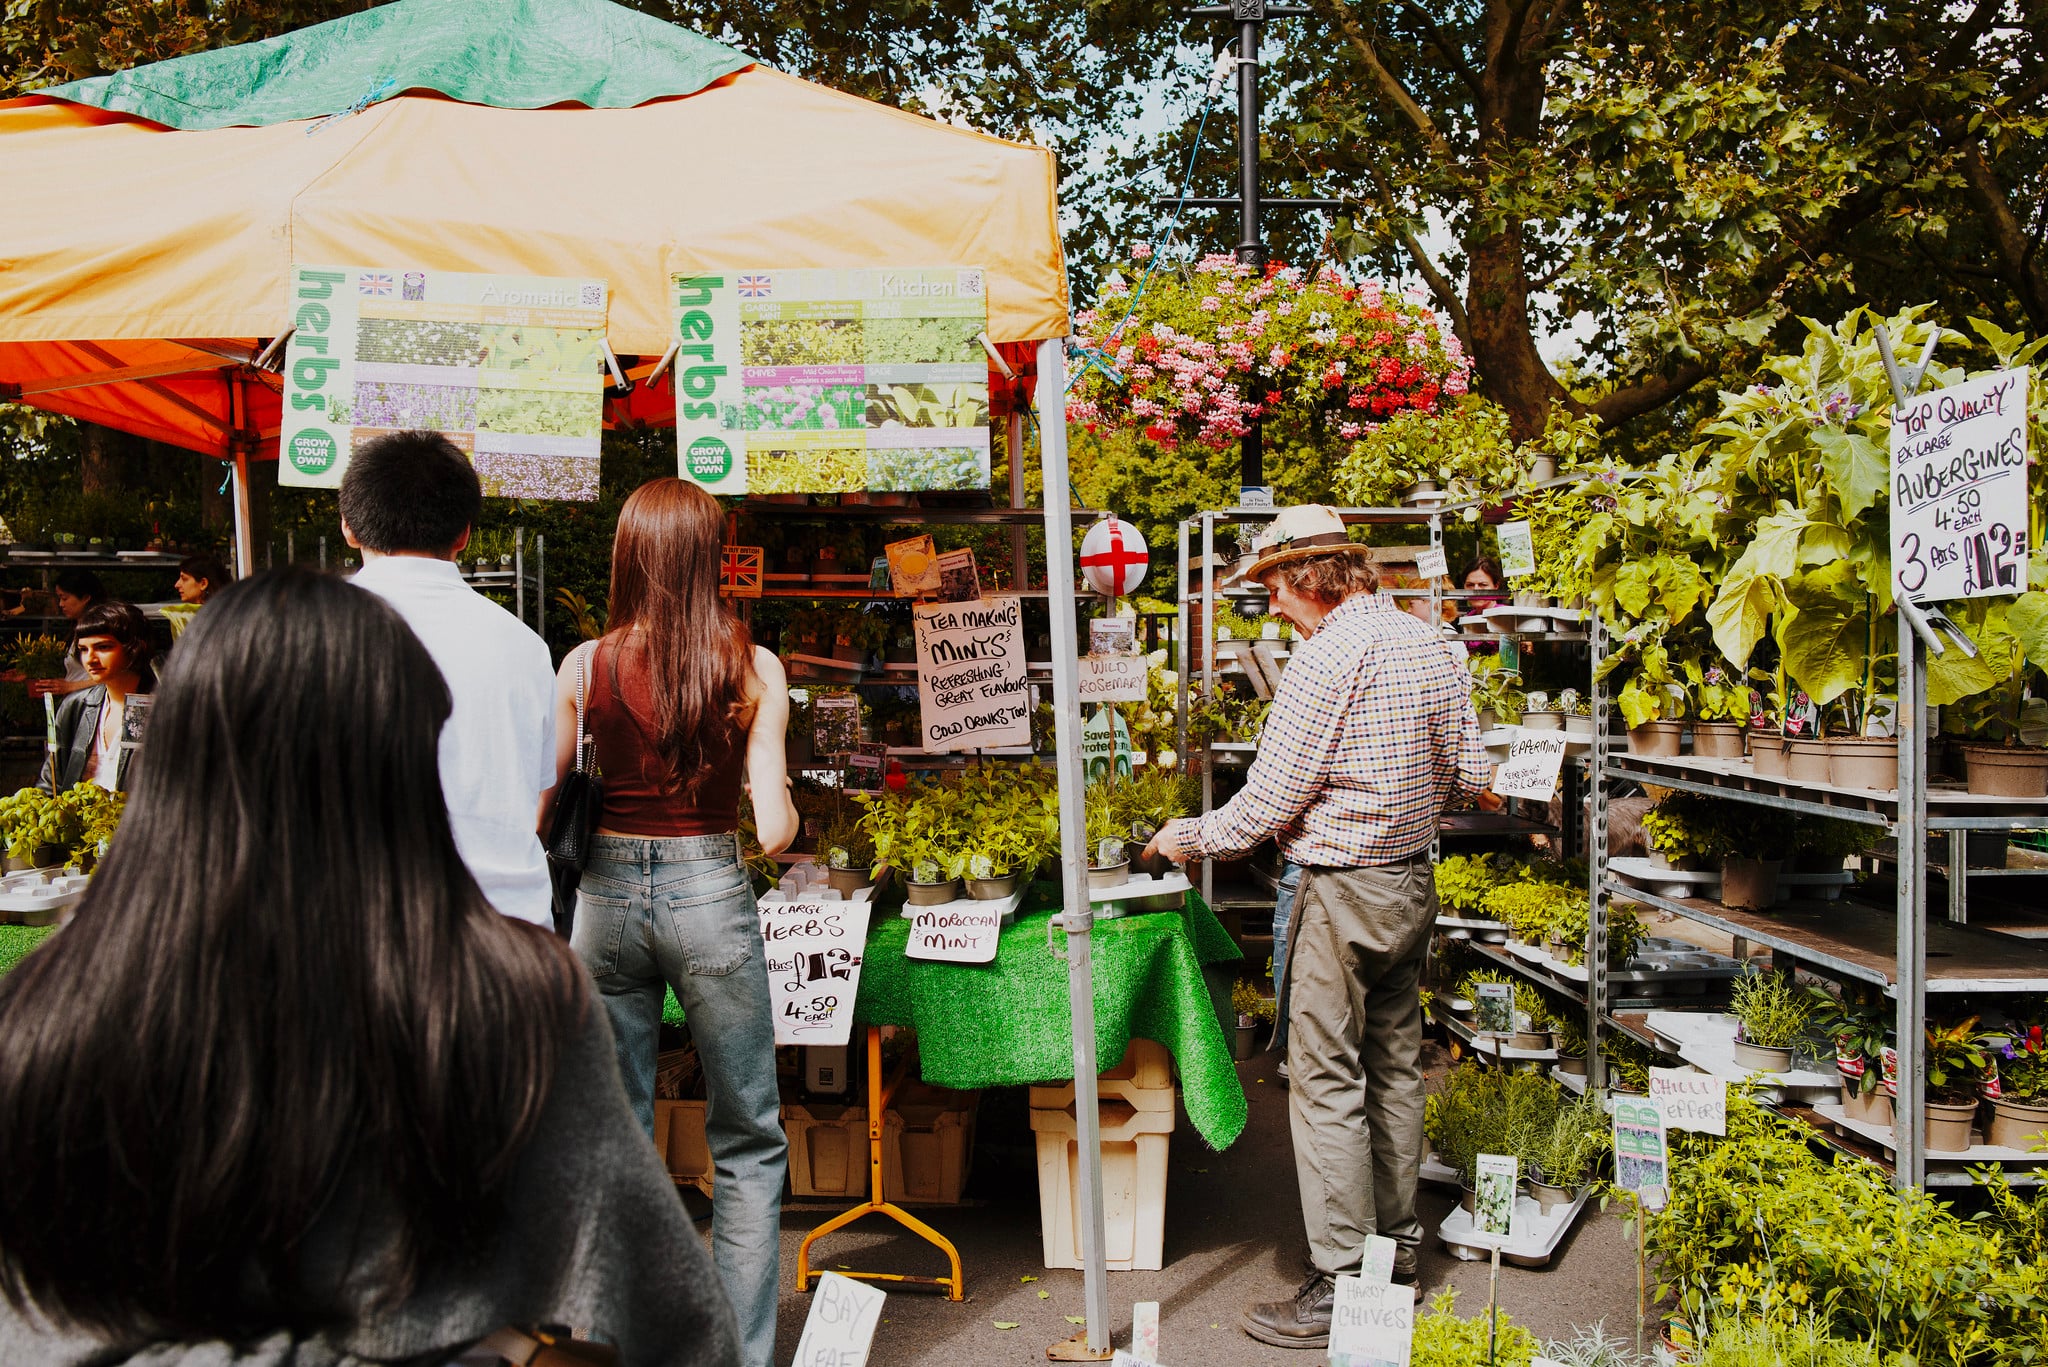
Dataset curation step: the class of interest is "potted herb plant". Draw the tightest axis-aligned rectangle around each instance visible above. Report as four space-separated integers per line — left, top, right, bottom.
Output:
1940 608 2048 795
1923 1017 1991 1152
963 787 1036 900
1808 984 1893 1127
817 809 879 897
1552 1011 1589 1077
1728 968 1813 1074
1559 688 1594 739
1988 1025 2048 1150
1525 1092 1608 1212
1520 690 1564 732
1433 853 1506 921
831 610 890 666
1468 656 1524 730
1691 664 1750 757
1229 979 1275 1062
1083 781 1129 889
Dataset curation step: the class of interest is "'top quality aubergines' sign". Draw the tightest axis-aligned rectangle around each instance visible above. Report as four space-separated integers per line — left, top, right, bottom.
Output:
1889 367 2030 602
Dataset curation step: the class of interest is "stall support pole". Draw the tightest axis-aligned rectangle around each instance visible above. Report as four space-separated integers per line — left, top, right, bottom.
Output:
1894 627 1929 1189
1035 338 1113 1361
1009 410 1030 587
1175 521 1190 777
230 446 255 581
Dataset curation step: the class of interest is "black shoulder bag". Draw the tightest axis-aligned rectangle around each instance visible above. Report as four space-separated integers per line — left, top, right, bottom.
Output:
544 643 603 938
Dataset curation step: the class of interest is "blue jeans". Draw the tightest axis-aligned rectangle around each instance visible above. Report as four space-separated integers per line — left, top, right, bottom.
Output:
1272 861 1302 1056
573 833 787 1367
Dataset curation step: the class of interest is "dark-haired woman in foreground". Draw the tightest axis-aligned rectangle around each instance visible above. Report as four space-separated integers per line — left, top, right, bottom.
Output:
0 569 739 1366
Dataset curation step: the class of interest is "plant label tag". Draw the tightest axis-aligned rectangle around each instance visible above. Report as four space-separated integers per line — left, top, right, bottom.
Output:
1890 366 2029 602
1079 654 1148 702
887 534 941 597
1650 1067 1726 1135
1475 982 1514 1035
813 693 861 756
1491 730 1569 801
914 595 1030 751
934 548 982 603
1328 1276 1414 1366
1082 707 1135 781
1415 546 1449 580
1131 1301 1159 1361
1498 519 1536 578
1613 1095 1668 1207
1360 1234 1397 1286
1089 616 1136 654
1473 1152 1518 1242
792 1271 885 1367
905 900 1003 964
758 898 870 1046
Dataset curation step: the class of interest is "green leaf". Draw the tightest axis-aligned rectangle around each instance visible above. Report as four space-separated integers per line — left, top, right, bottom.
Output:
2006 592 2048 674
1810 428 1888 520
1782 567 1872 706
1613 561 1654 618
1708 567 1784 668
993 1321 1021 1331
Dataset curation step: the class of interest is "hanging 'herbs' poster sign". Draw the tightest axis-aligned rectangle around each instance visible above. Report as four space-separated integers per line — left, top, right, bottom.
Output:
670 268 991 496
282 265 607 499
1889 367 2030 602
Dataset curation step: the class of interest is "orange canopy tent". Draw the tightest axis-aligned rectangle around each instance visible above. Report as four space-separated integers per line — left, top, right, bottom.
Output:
0 0 1067 567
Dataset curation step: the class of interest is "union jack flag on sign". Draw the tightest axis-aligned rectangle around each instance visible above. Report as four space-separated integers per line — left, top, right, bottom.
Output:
736 274 774 299
719 545 763 598
357 272 394 297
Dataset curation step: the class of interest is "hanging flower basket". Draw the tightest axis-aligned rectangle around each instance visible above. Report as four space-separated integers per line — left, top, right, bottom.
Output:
1066 248 1471 453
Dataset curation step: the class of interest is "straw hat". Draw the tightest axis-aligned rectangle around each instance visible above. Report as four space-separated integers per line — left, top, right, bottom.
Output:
1226 504 1369 586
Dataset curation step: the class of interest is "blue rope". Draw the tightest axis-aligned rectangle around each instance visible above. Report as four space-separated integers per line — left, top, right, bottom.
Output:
306 76 397 136
1066 67 1224 396
217 461 233 496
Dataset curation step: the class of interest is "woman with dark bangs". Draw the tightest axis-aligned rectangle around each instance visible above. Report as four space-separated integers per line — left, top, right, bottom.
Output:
0 569 738 1366
548 478 797 1367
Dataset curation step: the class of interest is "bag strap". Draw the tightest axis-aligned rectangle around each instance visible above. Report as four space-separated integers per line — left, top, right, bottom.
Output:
572 642 593 776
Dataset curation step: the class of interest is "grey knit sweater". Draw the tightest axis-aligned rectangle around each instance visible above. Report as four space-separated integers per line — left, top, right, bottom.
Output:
0 1009 741 1367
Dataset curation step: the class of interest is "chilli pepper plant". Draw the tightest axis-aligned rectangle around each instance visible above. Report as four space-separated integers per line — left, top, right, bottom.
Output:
1068 251 1470 454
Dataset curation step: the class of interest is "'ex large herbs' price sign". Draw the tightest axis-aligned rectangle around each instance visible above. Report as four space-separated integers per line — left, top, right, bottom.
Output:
670 268 992 496
1890 367 2030 602
281 265 608 500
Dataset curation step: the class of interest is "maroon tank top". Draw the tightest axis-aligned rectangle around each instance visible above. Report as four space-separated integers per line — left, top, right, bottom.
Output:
583 636 746 836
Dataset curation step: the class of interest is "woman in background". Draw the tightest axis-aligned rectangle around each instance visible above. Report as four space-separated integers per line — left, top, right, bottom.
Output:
47 601 155 793
0 569 739 1366
549 478 797 1367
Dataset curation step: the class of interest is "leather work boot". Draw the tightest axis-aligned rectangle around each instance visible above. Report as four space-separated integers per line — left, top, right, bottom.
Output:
1240 1271 1336 1349
1393 1244 1418 1283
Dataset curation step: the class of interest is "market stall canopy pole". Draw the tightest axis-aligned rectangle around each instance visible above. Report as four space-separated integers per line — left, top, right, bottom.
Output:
1036 338 1115 1359
0 0 1068 461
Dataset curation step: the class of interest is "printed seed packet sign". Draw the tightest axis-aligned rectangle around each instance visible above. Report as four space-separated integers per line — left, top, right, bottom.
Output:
1360 1234 1398 1287
1082 708 1135 781
914 595 1029 751
1079 653 1149 703
1497 519 1536 578
671 267 992 495
283 265 607 499
1475 981 1514 1035
1328 1276 1414 1367
905 902 1003 964
1650 1066 1727 1136
792 1271 885 1367
1891 367 2030 602
758 896 870 1046
1492 730 1570 801
1473 1153 1518 1244
1613 1095 1669 1210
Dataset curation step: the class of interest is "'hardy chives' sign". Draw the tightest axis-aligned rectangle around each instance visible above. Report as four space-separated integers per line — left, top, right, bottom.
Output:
1889 367 2030 602
670 268 992 496
282 265 607 499
1328 1276 1414 1367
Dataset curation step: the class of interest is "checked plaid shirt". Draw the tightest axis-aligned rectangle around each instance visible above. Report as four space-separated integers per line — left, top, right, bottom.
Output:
1190 591 1491 867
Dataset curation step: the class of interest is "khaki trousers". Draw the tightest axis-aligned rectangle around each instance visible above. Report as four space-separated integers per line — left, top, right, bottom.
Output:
1282 856 1435 1274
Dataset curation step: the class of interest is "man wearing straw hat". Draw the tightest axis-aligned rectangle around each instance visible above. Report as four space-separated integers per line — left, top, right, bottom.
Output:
1143 504 1496 1349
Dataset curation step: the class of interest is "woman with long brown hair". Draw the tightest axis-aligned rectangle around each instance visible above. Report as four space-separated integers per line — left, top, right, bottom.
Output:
0 569 739 1364
547 478 797 1367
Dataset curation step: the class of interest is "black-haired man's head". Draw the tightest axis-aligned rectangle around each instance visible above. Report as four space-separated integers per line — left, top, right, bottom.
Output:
338 431 481 557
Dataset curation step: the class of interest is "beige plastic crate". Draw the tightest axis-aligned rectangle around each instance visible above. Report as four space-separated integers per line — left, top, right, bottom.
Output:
784 1102 872 1199
882 1081 979 1205
652 1099 713 1198
1028 1037 1174 1114
1028 1097 1174 1271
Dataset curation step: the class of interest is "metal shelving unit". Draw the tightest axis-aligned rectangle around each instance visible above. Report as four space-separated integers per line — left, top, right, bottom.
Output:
1585 610 2048 1188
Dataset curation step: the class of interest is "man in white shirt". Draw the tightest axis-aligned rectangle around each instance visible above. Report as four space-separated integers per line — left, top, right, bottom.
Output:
341 431 557 927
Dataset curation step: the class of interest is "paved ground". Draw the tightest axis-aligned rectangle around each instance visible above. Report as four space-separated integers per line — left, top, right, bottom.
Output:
738 1042 1643 1365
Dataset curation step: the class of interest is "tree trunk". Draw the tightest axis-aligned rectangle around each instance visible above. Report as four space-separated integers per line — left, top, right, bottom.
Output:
1464 222 1572 441
1958 141 2048 334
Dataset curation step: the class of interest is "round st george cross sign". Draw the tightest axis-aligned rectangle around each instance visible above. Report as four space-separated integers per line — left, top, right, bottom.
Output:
1079 515 1150 598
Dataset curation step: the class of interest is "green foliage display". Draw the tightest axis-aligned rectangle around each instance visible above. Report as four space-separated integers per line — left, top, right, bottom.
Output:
1805 983 1891 1094
1432 852 1507 914
1642 793 1765 865
1334 395 1522 506
1425 1062 1579 1189
1411 1289 1539 1367
1651 1096 2048 1363
0 783 124 863
7 634 69 680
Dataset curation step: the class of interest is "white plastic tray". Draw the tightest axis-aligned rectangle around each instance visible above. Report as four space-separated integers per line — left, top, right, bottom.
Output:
1439 1188 1590 1267
1085 872 1192 920
1811 1101 2045 1163
0 870 88 924
897 881 1029 925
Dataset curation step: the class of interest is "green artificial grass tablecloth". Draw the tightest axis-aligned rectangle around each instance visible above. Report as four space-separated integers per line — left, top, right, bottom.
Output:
0 925 57 977
666 885 1248 1149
